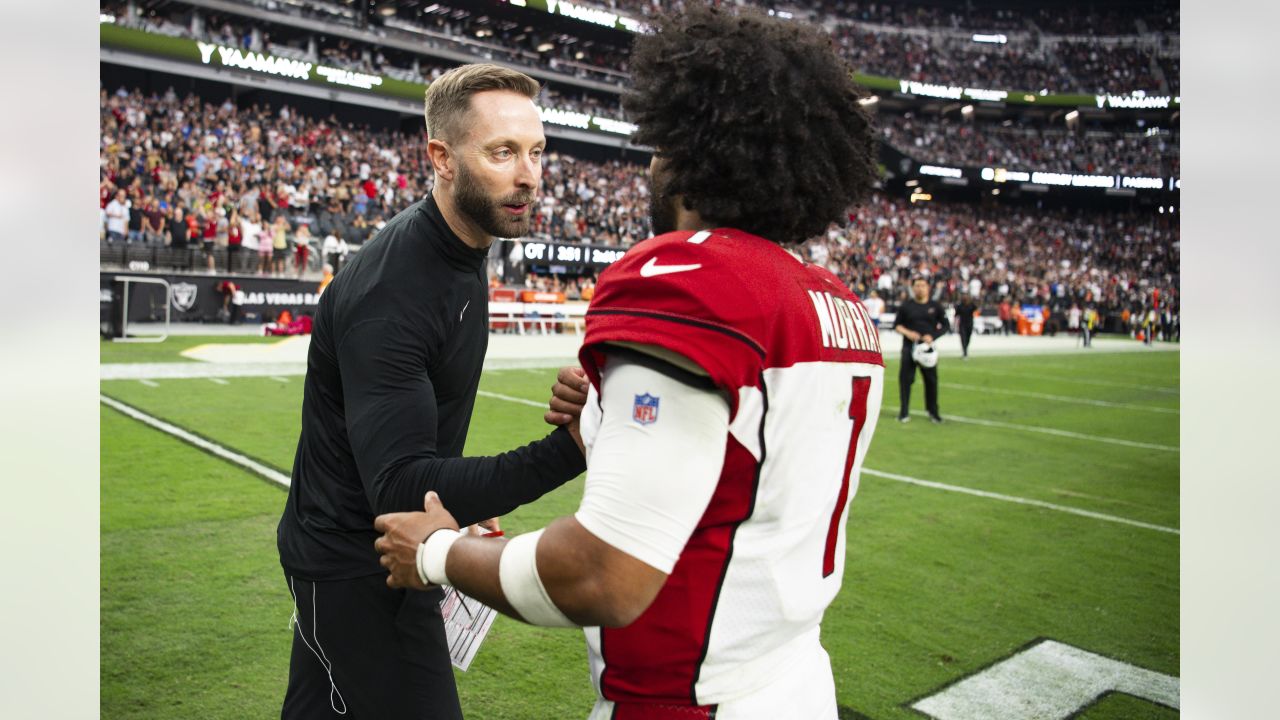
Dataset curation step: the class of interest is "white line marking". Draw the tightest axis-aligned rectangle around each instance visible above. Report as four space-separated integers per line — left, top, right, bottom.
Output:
887 409 1178 452
269 376 291 383
944 382 1179 414
861 467 1178 535
954 366 1178 394
1031 360 1179 382
478 389 1177 530
476 390 544 409
139 379 159 387
522 369 545 376
208 377 229 385
911 639 1179 719
100 395 290 488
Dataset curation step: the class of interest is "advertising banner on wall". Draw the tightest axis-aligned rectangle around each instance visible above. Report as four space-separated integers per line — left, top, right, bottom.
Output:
101 272 325 326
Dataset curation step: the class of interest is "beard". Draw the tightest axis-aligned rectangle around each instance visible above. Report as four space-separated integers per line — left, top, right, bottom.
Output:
647 176 679 237
454 160 535 240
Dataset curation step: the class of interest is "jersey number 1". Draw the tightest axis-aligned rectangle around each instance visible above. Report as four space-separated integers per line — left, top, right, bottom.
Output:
823 376 871 578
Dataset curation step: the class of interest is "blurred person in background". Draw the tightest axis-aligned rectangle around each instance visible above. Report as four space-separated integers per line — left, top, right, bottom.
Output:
105 189 129 244
294 222 313 279
895 277 949 423
955 294 977 359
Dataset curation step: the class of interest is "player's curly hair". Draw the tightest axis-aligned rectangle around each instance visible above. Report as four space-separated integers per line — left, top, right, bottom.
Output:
624 4 879 245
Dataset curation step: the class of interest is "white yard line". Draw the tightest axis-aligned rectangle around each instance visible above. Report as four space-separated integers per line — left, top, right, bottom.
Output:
471 390 1177 534
944 382 1179 415
952 366 1178 394
860 468 1178 535
139 379 159 387
100 395 291 488
208 377 229 385
1030 360 1180 383
269 376 291 383
476 390 545 409
888 409 1177 452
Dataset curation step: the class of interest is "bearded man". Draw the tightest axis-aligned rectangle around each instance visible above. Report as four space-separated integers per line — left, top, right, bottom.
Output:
276 63 587 720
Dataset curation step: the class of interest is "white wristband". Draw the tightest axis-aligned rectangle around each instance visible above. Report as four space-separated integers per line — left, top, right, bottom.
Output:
418 528 462 587
498 529 576 627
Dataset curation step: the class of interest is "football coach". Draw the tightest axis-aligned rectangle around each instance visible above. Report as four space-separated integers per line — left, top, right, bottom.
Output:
894 276 949 423
276 64 586 719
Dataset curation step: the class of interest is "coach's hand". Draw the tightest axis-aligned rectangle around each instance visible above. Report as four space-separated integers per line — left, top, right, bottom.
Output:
374 492 460 590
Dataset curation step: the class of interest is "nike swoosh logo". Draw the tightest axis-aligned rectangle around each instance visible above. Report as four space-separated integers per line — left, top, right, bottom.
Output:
459 299 470 321
639 257 702 277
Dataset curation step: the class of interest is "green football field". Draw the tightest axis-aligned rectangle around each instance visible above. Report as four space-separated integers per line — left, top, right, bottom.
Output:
100 338 1179 719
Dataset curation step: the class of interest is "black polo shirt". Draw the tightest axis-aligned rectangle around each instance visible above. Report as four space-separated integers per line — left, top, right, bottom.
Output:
894 298 950 351
278 193 585 581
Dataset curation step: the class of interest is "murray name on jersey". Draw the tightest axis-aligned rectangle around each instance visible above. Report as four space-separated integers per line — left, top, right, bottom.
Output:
807 290 882 354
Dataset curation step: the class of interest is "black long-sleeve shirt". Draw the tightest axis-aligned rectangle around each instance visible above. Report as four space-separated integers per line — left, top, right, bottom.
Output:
278 194 585 581
894 298 950 352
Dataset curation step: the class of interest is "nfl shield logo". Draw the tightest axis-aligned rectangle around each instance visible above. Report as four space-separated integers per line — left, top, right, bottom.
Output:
633 393 659 425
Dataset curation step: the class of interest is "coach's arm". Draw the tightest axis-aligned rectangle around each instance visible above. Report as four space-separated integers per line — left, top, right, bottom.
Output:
374 352 730 628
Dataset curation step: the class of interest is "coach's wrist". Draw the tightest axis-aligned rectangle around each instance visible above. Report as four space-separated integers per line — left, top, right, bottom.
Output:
418 528 463 587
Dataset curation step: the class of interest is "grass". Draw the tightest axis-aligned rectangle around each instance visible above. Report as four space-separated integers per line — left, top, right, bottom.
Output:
101 343 1179 719
100 335 280 365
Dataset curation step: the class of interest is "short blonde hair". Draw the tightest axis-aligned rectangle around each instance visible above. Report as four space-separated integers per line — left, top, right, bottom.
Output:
423 64 541 143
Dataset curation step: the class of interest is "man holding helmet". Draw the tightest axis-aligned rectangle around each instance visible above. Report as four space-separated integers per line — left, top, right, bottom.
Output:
894 277 949 423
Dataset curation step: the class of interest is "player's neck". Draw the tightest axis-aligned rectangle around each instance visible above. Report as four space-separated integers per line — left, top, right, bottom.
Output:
673 203 713 234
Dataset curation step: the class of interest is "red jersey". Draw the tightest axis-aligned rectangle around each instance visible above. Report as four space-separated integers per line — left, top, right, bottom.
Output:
578 228 885 714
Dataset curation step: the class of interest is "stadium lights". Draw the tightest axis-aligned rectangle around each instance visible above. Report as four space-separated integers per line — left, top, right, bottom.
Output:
377 6 396 16
961 105 974 116
537 42 555 52
859 96 879 106
905 179 919 187
1065 110 1079 122
972 34 1008 44
909 191 933 203
991 188 1000 195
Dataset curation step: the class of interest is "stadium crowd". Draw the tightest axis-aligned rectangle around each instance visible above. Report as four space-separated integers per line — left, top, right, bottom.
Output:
802 193 1179 332
880 114 1178 177
109 0 1178 96
100 81 1178 335
99 85 651 276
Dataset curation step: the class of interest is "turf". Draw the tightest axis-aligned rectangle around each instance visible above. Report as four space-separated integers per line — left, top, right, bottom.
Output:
100 335 280 364
101 346 1179 719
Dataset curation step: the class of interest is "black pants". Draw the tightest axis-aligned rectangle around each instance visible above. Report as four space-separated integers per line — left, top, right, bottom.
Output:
282 573 462 720
899 347 939 418
959 322 973 357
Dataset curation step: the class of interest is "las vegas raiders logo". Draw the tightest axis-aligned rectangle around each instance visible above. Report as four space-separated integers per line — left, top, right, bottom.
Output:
171 282 198 312
632 393 659 425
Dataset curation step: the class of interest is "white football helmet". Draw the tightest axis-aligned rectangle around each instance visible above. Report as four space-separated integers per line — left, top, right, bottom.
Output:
912 341 939 368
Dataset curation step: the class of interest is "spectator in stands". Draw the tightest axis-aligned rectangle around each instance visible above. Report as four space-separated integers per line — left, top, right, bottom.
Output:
200 210 218 273
294 222 313 279
142 196 166 246
227 209 244 272
168 207 189 249
105 189 129 244
863 289 886 328
271 214 290 276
